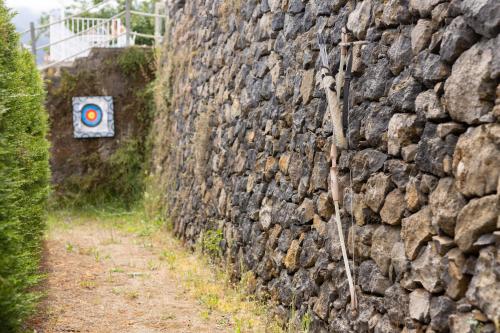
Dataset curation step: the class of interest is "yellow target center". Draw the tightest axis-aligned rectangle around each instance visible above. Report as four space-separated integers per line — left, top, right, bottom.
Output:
87 110 96 120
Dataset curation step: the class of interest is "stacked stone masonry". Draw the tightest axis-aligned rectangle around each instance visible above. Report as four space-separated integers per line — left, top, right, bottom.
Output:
152 0 499 332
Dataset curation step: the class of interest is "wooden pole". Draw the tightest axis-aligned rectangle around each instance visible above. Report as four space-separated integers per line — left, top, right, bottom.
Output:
125 0 131 46
30 22 36 56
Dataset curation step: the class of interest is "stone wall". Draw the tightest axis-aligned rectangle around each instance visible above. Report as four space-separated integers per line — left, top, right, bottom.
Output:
45 47 155 207
151 0 499 331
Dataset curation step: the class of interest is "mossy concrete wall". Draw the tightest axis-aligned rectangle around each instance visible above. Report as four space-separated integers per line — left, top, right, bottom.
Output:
44 47 155 207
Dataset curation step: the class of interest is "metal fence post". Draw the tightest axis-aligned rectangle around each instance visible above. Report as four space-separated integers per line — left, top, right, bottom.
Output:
30 22 36 56
125 0 131 46
154 2 161 45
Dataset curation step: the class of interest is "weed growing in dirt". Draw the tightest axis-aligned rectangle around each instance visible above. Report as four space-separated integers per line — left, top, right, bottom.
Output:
147 259 159 271
159 250 176 269
65 242 74 253
110 267 125 273
202 229 223 259
124 290 139 300
161 313 176 321
79 280 96 289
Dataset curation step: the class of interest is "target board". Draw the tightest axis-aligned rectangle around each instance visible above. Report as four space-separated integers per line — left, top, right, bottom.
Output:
72 96 114 138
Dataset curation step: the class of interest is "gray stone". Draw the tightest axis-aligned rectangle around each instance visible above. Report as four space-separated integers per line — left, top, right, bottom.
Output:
440 16 479 63
374 313 399 333
429 178 466 236
372 225 401 276
401 206 435 260
388 28 413 75
364 173 393 212
288 152 304 187
384 159 415 189
444 38 497 125
411 19 434 54
283 13 302 39
310 152 328 192
381 0 411 27
460 0 500 38
391 241 409 278
347 0 373 39
384 284 410 325
430 296 456 331
287 0 305 13
466 246 500 322
361 58 394 101
412 50 451 87
299 235 319 268
409 289 431 323
388 70 422 112
364 103 395 150
413 244 446 293
410 0 445 17
351 149 388 184
415 90 447 120
313 281 334 321
452 124 500 197
388 113 423 156
455 195 498 253
416 122 458 177
297 198 315 224
380 189 406 225
359 260 391 296
271 11 285 31
348 224 376 260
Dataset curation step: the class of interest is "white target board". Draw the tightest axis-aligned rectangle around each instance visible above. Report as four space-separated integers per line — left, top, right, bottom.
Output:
72 96 115 138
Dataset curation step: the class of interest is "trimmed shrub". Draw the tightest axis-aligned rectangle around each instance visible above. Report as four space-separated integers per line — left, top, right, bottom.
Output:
0 1 50 331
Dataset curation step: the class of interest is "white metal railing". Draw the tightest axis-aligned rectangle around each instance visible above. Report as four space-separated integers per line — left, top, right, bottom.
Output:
21 0 167 69
47 9 130 63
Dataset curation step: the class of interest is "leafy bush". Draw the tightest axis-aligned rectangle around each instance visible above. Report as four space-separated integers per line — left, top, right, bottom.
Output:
0 1 50 331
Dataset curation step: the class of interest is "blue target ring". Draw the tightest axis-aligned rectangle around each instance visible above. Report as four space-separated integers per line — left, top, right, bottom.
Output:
81 104 103 127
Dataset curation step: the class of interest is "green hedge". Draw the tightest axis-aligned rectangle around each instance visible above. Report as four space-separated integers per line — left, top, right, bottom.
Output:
0 1 50 331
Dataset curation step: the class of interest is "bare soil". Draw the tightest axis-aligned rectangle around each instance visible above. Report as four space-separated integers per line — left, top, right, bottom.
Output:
30 221 230 333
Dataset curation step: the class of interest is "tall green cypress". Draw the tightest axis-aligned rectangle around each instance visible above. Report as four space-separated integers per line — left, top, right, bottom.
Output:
0 1 50 331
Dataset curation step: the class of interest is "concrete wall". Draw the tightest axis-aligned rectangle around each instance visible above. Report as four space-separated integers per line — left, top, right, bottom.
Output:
45 47 155 206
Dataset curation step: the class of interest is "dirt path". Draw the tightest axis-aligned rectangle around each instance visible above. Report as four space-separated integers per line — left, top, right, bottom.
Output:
30 218 231 333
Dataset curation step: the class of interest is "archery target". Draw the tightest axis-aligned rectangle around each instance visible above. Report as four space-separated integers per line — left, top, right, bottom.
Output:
72 96 114 138
81 104 103 127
